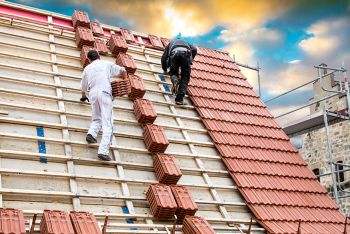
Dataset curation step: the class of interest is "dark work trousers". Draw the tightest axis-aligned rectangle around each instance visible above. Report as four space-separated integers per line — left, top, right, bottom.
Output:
169 52 191 102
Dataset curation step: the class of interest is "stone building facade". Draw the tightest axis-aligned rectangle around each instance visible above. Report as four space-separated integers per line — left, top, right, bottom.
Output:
299 64 350 214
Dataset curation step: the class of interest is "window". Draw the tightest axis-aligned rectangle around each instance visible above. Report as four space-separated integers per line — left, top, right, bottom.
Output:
335 161 344 183
313 168 320 182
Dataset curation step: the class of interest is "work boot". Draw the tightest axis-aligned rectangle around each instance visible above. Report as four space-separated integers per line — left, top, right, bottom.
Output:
86 134 97 144
171 75 179 95
98 154 112 161
175 100 184 105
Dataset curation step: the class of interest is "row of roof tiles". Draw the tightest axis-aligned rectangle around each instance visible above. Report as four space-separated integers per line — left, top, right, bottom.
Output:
250 204 344 223
191 67 245 83
203 120 288 139
210 132 296 152
190 90 264 107
240 188 338 209
263 221 349 234
198 109 279 128
189 80 257 97
231 173 327 193
196 47 233 62
223 158 315 179
190 76 250 90
216 145 307 166
191 69 246 83
192 98 271 117
191 62 238 76
194 55 239 70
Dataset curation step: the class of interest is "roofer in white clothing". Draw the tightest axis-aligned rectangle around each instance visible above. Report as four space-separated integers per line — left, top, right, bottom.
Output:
80 50 127 161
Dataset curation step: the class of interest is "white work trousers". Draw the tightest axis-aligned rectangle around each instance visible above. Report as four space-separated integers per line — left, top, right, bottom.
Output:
88 91 114 155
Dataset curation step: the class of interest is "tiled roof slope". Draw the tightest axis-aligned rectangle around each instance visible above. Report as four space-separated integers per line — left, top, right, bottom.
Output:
188 47 347 233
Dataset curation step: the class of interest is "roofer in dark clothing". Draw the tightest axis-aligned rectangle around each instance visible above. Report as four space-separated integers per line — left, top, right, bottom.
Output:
161 38 197 105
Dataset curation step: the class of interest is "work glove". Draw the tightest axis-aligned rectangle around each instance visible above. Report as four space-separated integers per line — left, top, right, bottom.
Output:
80 95 89 102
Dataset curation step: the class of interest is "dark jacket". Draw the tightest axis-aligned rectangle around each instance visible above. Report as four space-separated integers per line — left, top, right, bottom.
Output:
161 39 197 72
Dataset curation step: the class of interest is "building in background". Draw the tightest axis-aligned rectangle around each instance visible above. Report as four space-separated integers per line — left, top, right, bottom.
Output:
299 63 350 214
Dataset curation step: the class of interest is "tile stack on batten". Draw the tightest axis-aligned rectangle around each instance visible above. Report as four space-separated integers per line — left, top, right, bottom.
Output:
0 208 26 234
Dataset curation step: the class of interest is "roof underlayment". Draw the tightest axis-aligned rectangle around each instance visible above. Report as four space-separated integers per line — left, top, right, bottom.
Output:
0 1 348 233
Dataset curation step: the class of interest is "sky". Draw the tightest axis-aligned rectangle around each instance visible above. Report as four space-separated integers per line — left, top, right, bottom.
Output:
8 0 350 126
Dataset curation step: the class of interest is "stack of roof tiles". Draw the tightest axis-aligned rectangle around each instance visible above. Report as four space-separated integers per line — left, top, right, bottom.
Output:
127 74 146 100
148 35 164 50
75 27 95 48
40 210 74 234
153 153 182 184
182 216 215 234
116 53 137 74
70 212 101 234
143 124 169 153
160 37 171 47
80 46 93 68
133 98 157 124
111 79 129 97
72 10 90 29
146 184 178 220
94 38 108 55
120 28 135 43
0 208 26 234
109 34 128 55
188 46 346 233
90 22 104 36
171 185 198 221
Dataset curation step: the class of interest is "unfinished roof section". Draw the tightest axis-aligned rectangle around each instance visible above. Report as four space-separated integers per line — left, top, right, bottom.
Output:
0 1 264 233
189 48 347 233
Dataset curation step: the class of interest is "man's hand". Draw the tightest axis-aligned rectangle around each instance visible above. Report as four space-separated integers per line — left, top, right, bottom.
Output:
163 70 168 75
80 95 89 102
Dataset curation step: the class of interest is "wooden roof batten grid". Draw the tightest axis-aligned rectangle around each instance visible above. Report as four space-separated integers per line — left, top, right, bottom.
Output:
0 0 348 233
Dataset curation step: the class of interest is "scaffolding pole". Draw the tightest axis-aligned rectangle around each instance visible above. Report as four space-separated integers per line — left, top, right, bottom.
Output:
235 60 261 97
323 105 340 204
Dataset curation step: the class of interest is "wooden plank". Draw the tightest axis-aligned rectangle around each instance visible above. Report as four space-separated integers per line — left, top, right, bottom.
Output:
48 21 81 210
0 116 213 147
0 167 235 191
0 149 225 174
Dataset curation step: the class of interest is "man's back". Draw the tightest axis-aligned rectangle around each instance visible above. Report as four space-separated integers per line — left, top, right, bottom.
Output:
82 60 123 96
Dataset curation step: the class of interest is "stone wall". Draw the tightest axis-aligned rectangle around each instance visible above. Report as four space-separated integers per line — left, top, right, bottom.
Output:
300 120 350 214
298 64 350 214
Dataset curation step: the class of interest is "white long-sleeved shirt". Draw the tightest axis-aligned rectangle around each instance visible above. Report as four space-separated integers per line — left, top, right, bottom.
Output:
81 60 125 96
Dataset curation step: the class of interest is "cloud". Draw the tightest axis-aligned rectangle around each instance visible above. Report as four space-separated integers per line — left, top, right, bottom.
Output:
67 0 293 37
298 18 349 57
265 16 350 122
